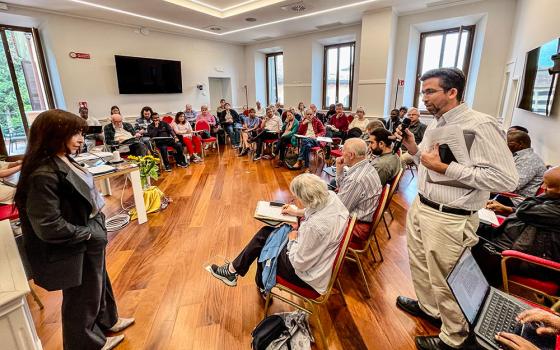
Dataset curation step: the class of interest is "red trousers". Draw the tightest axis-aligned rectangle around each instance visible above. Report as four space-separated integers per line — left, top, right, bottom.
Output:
182 136 202 155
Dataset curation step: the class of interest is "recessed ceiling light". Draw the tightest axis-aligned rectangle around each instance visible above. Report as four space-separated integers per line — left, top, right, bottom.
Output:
245 17 257 22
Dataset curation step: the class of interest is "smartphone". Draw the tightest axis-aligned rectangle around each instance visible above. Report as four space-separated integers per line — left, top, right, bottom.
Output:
269 201 285 207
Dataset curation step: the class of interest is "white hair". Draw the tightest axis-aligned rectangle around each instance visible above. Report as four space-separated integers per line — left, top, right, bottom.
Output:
290 174 330 210
344 138 368 157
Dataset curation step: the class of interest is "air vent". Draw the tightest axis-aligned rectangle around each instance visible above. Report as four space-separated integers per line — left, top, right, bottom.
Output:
203 25 223 31
281 1 306 12
315 22 343 30
253 36 273 42
245 17 257 22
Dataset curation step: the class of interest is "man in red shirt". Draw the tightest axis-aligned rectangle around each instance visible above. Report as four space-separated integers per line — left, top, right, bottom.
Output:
326 103 350 140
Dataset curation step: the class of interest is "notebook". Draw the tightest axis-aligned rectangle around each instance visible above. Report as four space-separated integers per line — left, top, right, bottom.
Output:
254 201 298 226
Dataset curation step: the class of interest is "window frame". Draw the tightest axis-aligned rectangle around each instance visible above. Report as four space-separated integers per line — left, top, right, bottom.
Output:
0 24 55 155
265 52 283 106
414 25 475 112
322 41 356 111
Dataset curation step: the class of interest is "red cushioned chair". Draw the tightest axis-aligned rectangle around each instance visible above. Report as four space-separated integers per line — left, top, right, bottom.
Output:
0 204 19 221
382 168 404 239
162 115 174 124
264 214 357 348
345 185 390 298
195 120 219 158
501 250 560 309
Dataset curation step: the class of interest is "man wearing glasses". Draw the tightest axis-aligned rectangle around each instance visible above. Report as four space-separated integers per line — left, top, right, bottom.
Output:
400 107 427 167
395 68 518 350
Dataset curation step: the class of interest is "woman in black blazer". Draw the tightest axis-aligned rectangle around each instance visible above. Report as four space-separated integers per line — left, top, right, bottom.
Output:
14 110 134 350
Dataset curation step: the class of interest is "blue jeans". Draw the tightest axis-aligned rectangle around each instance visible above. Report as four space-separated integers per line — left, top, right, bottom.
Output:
224 124 240 146
298 138 319 167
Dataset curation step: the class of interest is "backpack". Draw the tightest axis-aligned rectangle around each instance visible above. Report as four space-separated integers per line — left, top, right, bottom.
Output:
251 315 289 350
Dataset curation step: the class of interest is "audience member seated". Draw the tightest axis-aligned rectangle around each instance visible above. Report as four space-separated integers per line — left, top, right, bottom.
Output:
347 127 363 139
216 99 226 115
386 108 401 133
398 106 408 119
362 120 386 142
238 108 261 156
147 113 188 171
103 114 148 156
292 109 326 171
326 103 349 140
368 128 402 185
400 107 427 167
78 106 103 151
0 159 22 204
508 125 529 134
349 107 369 133
255 101 266 118
253 108 282 161
495 308 560 349
184 104 198 126
276 110 299 168
289 106 302 121
171 112 202 163
325 104 336 120
135 106 154 136
196 105 219 137
310 104 326 125
476 166 560 281
217 102 242 148
110 105 120 115
209 173 349 297
335 138 382 242
275 102 284 116
297 102 306 117
503 131 547 205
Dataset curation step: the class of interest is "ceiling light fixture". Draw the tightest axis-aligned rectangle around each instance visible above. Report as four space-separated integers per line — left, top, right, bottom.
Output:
68 0 218 35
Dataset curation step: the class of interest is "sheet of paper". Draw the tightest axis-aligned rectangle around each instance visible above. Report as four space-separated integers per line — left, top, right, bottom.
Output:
422 125 471 183
254 201 298 224
88 164 116 175
74 152 113 162
316 136 333 143
478 208 499 226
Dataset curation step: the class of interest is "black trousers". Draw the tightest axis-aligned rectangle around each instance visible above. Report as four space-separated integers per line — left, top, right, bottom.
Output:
277 135 293 161
254 132 279 157
61 240 118 350
231 226 313 290
155 139 185 167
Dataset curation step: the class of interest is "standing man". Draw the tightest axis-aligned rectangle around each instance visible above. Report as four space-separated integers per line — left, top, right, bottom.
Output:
396 68 518 350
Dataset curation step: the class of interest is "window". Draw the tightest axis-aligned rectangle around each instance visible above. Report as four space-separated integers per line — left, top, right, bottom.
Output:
0 25 54 155
414 26 475 110
266 52 284 105
323 42 355 110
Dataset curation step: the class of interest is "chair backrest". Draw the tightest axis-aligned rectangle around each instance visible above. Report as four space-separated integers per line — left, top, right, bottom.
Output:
162 115 174 124
384 167 404 210
322 214 357 296
364 184 390 246
195 119 211 132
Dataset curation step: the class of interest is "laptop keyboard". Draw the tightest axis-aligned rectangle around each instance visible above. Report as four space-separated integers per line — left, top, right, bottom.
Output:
479 292 524 341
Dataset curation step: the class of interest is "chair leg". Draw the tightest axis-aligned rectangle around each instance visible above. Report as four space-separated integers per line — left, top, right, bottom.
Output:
383 215 391 239
29 285 44 309
264 292 273 316
309 303 328 349
336 279 347 306
388 206 394 220
354 252 371 298
369 245 377 262
373 231 384 262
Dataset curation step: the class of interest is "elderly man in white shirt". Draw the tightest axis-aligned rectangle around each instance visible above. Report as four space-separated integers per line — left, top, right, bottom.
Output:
396 68 518 350
253 108 282 161
209 173 349 296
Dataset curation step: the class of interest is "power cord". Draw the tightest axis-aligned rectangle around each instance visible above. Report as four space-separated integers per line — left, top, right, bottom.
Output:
105 174 136 232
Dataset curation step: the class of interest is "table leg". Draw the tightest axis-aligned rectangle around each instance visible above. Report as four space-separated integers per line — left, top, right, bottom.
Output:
100 178 112 196
130 170 148 224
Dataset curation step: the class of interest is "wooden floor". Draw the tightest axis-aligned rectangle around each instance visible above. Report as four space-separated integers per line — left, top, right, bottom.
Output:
28 146 439 349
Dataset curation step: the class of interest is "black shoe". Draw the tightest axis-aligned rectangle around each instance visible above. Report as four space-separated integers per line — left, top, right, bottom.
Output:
177 162 189 168
396 296 442 327
415 336 454 350
209 263 238 287
164 166 172 172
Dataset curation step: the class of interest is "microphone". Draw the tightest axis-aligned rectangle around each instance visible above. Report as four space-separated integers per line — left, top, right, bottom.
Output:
392 117 411 154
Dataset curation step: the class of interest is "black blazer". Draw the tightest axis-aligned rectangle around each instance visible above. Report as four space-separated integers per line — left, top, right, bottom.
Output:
17 156 107 291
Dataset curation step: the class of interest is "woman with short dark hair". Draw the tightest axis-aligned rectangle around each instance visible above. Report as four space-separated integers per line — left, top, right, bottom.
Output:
172 111 203 163
15 109 134 350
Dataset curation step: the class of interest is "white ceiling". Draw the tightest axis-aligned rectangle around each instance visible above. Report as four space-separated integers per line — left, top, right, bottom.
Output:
4 0 474 43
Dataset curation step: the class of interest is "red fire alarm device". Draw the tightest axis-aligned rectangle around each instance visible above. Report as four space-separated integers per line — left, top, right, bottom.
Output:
69 52 91 59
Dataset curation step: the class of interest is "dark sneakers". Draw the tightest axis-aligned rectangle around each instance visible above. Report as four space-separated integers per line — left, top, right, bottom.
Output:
396 296 442 327
210 263 238 287
415 336 454 350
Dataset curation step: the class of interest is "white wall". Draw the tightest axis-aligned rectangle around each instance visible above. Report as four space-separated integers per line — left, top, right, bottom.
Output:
507 0 560 165
244 25 361 110
391 0 516 116
0 8 246 119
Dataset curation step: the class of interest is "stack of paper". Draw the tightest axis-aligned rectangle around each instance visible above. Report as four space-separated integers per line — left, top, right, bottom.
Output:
89 164 116 176
254 201 298 226
478 208 499 226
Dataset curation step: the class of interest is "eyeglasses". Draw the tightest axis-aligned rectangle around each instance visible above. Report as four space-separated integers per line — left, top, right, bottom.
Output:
420 89 445 96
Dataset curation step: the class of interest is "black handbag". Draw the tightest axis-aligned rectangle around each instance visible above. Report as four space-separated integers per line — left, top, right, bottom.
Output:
251 315 289 350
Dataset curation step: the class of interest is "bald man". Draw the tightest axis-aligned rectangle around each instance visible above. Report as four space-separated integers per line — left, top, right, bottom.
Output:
477 166 560 280
335 138 383 242
103 114 147 156
506 131 546 200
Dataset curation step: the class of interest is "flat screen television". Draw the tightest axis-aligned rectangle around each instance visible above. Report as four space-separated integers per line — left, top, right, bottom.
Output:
518 38 560 116
115 55 182 94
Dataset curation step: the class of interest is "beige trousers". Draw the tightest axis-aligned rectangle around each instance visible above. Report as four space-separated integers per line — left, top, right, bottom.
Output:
0 184 15 204
406 196 479 348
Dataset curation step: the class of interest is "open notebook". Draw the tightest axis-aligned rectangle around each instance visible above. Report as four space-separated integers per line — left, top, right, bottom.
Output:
254 201 298 226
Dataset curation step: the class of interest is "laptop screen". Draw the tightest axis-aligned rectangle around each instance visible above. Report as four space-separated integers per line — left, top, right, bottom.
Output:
447 249 489 324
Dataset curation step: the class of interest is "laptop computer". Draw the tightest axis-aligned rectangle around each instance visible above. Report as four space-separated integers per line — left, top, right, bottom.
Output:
446 248 531 349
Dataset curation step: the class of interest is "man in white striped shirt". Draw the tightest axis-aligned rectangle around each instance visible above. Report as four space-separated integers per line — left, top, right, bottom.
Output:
395 68 518 350
335 138 383 242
